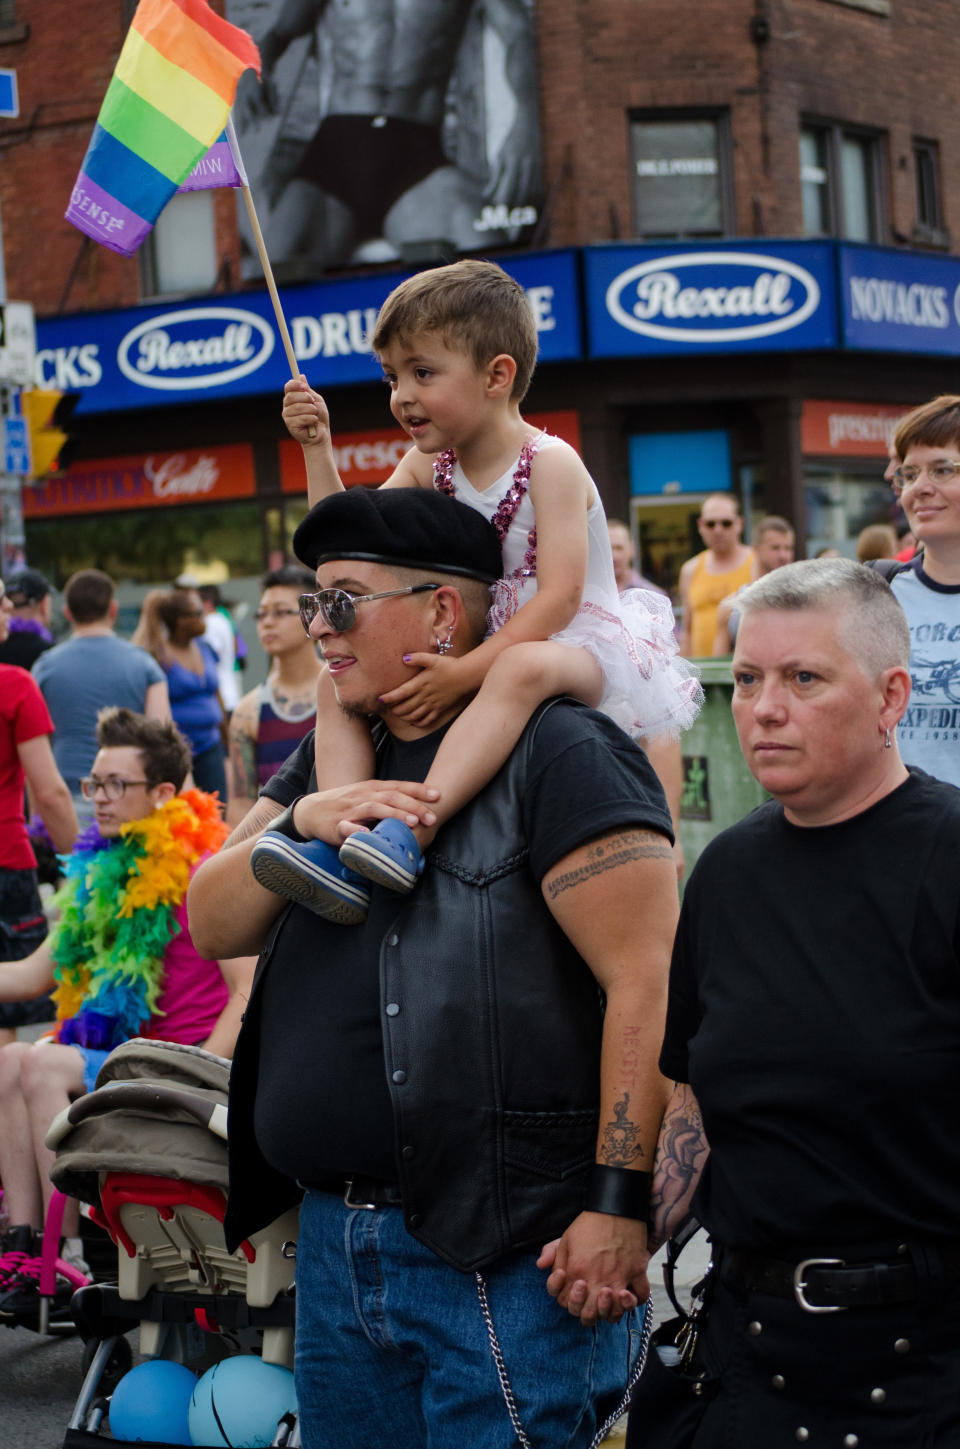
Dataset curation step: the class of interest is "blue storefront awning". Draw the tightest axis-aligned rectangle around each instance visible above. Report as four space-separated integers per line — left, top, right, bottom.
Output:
32 239 960 416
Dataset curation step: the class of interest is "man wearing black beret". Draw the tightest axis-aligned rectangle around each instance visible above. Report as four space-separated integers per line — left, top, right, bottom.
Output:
188 486 679 1449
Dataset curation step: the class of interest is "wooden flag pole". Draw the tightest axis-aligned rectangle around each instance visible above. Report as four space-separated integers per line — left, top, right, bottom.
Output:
225 117 316 435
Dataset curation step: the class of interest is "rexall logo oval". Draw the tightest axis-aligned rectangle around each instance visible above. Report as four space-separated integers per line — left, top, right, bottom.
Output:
605 252 821 344
118 307 275 391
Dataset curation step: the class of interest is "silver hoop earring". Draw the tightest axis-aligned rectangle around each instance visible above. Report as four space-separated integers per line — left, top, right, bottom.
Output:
436 634 453 656
884 728 892 749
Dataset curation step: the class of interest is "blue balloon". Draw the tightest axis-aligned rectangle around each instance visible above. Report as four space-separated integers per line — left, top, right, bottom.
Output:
188 1357 297 1448
109 1359 198 1445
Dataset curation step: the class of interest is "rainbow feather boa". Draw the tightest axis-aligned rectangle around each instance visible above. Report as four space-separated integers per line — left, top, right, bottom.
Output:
51 790 227 1051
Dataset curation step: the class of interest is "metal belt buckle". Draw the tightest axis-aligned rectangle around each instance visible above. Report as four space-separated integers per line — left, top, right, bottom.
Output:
793 1256 846 1313
343 1177 377 1211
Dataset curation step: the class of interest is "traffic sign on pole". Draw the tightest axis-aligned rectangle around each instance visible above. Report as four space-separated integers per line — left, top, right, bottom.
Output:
3 415 29 475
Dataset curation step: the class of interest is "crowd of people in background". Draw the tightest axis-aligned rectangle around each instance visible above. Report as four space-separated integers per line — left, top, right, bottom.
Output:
0 350 954 1440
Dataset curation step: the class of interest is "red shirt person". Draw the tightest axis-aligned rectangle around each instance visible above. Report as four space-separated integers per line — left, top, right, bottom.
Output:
0 577 77 1045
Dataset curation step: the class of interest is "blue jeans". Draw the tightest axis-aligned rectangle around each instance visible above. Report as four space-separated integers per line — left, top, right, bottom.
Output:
294 1190 636 1449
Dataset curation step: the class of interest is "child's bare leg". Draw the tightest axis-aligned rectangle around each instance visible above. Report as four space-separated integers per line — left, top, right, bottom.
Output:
414 642 602 848
313 664 375 795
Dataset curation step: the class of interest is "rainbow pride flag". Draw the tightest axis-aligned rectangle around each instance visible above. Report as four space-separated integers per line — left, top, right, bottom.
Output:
65 0 259 256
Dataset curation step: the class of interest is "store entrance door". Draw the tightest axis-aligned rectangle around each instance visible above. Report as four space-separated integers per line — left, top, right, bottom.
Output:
630 493 706 605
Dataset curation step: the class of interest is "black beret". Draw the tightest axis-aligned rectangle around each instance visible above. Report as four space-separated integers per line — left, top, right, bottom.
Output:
293 486 502 584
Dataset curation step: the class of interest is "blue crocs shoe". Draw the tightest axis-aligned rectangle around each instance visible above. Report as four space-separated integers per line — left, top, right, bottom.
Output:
338 819 425 894
251 831 370 925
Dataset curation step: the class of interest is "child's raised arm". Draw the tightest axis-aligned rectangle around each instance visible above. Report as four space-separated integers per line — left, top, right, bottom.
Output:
283 376 344 507
283 376 434 507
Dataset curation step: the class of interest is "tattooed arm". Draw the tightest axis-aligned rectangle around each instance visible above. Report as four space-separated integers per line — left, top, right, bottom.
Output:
648 1082 709 1255
537 825 678 1324
226 690 261 828
187 795 287 958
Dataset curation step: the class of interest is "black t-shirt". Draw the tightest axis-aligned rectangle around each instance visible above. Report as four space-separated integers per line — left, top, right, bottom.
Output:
254 704 672 1186
0 631 54 671
661 769 960 1251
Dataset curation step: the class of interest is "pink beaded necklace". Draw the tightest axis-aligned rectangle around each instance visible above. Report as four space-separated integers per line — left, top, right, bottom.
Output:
433 434 543 580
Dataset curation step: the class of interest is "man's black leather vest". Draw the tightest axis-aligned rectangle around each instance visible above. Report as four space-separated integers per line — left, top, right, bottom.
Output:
225 702 604 1270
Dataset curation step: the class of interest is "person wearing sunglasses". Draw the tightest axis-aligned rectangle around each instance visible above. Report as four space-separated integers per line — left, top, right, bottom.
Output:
881 395 960 788
678 493 755 658
188 484 680 1449
226 565 320 827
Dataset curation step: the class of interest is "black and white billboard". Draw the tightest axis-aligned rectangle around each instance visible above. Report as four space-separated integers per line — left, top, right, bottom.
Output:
229 0 543 278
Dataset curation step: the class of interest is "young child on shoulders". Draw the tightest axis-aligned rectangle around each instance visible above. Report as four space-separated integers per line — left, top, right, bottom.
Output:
252 260 701 922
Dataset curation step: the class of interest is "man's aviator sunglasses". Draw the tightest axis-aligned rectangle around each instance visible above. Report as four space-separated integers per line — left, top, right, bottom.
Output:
298 583 439 634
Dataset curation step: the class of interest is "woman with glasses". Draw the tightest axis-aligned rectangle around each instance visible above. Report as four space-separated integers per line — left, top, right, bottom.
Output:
678 493 755 658
226 566 320 827
132 587 227 801
0 577 77 1049
883 395 960 788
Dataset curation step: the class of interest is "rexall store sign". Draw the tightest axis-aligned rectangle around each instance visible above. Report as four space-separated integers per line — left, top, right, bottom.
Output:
585 241 837 355
33 251 581 415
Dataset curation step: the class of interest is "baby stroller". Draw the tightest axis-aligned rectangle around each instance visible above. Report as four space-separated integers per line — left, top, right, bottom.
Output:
46 1037 300 1448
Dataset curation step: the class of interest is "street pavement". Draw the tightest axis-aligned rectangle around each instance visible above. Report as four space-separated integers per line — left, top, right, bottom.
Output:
0 1231 713 1448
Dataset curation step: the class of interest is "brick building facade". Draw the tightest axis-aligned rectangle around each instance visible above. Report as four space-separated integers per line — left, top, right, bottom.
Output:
1 0 959 598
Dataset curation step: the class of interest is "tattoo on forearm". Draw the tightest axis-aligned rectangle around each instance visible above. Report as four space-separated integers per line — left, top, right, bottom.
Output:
648 1084 710 1249
598 1092 645 1167
223 798 282 849
229 728 259 801
546 831 673 900
620 1022 644 1092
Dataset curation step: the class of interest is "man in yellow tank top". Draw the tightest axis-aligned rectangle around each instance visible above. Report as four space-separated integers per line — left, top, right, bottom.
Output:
678 494 755 657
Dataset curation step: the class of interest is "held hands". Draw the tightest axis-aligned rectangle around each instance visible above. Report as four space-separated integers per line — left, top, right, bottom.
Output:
379 653 477 728
283 376 329 446
291 781 440 844
537 1213 651 1326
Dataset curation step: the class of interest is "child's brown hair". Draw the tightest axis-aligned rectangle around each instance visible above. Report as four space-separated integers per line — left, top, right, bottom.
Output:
373 259 538 402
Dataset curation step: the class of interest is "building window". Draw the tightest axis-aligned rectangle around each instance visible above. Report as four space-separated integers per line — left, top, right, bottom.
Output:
799 121 883 242
142 191 218 297
629 114 733 238
913 138 947 245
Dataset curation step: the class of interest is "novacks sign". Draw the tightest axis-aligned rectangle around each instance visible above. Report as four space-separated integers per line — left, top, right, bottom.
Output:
585 242 838 355
839 244 960 354
33 251 582 415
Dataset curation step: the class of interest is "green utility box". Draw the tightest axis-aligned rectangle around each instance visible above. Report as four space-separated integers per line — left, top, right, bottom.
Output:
677 657 767 879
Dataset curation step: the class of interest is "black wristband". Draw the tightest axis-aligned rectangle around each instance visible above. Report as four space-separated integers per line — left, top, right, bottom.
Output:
269 798 309 843
585 1165 652 1220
